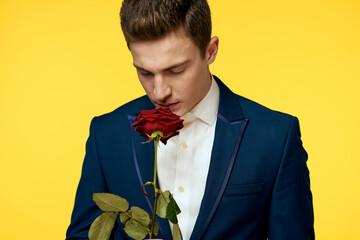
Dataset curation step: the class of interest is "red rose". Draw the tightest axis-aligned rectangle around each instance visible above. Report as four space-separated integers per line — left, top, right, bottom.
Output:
132 108 184 144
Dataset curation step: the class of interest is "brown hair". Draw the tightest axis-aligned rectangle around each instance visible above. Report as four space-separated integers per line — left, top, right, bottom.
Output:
120 0 212 57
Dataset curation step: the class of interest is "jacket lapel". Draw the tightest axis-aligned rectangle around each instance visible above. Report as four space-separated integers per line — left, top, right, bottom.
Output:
190 77 249 240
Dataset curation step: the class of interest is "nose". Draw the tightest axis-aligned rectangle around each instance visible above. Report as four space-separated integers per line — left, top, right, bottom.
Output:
154 75 171 103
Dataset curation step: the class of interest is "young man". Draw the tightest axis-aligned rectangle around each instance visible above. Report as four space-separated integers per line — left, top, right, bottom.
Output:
67 0 314 239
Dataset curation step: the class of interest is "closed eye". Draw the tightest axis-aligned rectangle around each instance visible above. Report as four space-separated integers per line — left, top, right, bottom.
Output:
139 71 153 77
170 70 184 75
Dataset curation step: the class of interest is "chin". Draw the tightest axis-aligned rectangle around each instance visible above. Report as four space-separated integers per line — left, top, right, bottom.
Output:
171 109 182 116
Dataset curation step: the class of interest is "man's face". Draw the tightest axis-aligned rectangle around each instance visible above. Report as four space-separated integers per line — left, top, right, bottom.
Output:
129 27 218 117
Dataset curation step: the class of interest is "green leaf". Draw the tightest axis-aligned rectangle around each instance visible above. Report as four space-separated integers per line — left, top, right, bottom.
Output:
124 218 149 240
156 191 181 224
172 196 181 215
172 223 183 240
130 206 151 226
88 212 117 240
166 196 178 224
166 194 181 224
119 212 130 224
153 222 159 236
156 191 170 218
162 190 171 199
93 193 129 212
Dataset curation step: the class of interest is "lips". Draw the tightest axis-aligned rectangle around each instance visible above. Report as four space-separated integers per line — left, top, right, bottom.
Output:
157 102 179 110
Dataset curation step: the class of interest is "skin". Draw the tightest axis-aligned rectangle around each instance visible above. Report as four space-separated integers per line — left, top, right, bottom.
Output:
129 27 219 117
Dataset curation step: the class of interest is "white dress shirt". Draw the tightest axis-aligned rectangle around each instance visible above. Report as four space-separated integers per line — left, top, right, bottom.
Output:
157 76 220 240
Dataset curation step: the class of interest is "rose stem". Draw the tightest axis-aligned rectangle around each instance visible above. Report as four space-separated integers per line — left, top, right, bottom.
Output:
149 134 160 239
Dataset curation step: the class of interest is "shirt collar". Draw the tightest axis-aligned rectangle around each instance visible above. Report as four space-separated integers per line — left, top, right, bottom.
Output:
182 75 219 126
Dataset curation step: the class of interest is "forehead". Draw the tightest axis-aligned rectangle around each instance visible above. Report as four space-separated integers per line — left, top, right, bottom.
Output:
129 28 200 71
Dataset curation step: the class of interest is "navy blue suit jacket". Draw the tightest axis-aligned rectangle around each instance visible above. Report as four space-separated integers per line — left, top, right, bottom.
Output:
66 76 314 239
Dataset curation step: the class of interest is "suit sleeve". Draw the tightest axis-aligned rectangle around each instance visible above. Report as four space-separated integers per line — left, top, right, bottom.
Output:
268 117 315 239
66 117 108 239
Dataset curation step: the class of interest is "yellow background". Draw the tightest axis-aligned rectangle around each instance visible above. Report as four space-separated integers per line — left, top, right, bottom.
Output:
1 0 359 239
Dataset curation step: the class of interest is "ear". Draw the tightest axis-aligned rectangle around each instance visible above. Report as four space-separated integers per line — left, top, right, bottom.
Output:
206 36 219 64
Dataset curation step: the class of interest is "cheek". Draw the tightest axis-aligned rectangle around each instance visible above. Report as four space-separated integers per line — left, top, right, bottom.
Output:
139 78 154 95
175 75 198 99
184 69 202 90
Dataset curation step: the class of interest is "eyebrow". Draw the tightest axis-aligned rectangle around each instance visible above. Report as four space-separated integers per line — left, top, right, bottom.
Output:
133 60 190 73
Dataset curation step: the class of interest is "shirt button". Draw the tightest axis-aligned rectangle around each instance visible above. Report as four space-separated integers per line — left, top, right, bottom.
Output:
179 186 184 192
181 142 187 149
